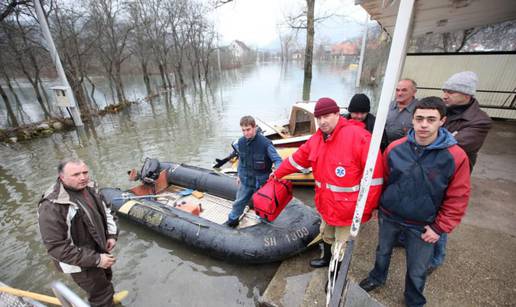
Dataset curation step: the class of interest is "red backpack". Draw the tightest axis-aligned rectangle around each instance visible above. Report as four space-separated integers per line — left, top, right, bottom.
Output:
253 178 293 222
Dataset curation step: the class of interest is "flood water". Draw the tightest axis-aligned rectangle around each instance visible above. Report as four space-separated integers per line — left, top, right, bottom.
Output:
0 62 371 306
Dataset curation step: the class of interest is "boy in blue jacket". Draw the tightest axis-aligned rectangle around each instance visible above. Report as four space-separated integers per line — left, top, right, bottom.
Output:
359 97 471 307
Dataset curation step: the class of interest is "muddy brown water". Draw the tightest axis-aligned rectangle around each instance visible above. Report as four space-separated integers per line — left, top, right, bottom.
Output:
0 62 369 306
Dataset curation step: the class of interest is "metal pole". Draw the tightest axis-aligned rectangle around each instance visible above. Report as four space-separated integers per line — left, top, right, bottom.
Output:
34 0 83 126
355 14 369 88
350 0 415 237
328 1 416 305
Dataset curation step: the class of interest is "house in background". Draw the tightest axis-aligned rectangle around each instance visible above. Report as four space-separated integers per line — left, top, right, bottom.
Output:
331 41 360 63
229 40 251 59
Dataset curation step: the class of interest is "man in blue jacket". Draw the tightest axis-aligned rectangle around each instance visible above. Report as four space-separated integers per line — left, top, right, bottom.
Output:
224 116 282 228
359 97 471 307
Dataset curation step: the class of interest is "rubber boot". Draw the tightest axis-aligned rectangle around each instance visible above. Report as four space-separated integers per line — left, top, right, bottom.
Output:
310 242 332 268
113 290 129 304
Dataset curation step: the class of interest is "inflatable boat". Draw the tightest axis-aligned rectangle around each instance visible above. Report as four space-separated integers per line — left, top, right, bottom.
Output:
101 159 321 264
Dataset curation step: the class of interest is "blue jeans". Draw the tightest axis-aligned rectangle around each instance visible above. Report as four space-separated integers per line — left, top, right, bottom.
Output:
399 230 448 269
228 183 256 221
368 214 434 307
430 233 447 268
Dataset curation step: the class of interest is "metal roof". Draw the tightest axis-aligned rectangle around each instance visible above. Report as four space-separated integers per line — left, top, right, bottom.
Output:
356 0 516 38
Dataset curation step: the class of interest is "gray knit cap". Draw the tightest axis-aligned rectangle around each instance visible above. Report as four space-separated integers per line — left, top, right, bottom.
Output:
442 71 478 96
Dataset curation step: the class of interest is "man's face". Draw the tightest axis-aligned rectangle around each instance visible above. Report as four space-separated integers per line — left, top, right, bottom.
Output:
241 125 257 139
60 162 90 190
442 89 471 107
395 80 417 105
316 112 340 134
350 112 368 122
412 109 445 144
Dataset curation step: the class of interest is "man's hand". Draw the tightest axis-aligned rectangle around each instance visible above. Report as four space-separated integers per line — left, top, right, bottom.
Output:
106 238 116 252
371 209 378 221
128 168 138 181
236 177 240 185
98 253 116 269
421 225 440 244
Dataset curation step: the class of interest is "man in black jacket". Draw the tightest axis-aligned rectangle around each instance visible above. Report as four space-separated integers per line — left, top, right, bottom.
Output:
345 93 388 151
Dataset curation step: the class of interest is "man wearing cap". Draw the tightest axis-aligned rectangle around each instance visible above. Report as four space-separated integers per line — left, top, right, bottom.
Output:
427 71 493 273
442 71 492 170
345 93 388 151
385 79 419 144
272 97 384 285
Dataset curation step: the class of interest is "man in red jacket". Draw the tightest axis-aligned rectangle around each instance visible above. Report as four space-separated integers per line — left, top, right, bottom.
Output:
273 97 384 272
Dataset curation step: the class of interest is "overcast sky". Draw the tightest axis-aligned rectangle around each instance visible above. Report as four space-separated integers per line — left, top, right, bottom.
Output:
210 0 368 49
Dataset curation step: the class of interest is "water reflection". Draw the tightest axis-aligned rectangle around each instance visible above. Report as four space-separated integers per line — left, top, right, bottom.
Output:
0 62 364 305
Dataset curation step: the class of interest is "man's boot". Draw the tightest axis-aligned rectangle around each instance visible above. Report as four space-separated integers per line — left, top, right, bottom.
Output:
310 242 332 268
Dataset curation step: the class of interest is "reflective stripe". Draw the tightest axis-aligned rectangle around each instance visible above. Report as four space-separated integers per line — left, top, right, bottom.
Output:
289 156 309 172
315 181 359 193
326 183 360 193
316 178 382 192
371 178 383 186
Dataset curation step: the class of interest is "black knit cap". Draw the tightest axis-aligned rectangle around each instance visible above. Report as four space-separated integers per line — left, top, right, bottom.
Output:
348 93 370 113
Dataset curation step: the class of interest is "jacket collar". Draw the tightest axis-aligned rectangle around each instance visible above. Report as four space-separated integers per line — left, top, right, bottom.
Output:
407 127 457 150
447 98 480 121
43 179 96 205
390 98 417 112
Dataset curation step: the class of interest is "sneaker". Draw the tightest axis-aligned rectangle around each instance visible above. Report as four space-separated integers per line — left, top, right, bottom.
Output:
223 219 239 228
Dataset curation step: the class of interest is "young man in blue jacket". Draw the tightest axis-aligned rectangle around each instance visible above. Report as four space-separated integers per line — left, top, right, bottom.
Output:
224 115 282 228
359 97 471 307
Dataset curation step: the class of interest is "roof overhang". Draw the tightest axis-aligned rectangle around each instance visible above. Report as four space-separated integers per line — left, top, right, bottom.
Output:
356 0 516 38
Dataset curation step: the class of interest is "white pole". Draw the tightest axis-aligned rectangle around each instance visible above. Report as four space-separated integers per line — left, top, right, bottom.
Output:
355 14 369 88
34 0 83 126
350 0 415 237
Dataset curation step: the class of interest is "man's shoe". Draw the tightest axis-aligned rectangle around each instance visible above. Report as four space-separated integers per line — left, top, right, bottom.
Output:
310 242 332 268
427 266 437 275
223 219 239 228
359 278 381 292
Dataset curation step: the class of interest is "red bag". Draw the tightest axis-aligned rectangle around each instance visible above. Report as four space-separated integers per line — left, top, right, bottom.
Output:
252 178 293 222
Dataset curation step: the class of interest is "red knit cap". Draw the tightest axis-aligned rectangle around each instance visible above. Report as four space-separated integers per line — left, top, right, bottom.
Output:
314 97 340 117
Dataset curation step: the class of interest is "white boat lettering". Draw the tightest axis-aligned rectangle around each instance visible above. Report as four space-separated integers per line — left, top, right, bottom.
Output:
264 236 277 247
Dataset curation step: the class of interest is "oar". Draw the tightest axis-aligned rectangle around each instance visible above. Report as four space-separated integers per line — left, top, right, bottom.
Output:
0 286 61 305
112 194 160 201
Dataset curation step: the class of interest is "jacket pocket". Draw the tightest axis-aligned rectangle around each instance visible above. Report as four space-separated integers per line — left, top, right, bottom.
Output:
253 154 266 170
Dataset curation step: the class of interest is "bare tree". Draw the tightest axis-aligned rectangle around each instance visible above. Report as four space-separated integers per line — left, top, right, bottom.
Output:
0 0 29 22
50 1 98 116
127 0 154 96
278 26 296 62
1 9 53 118
89 0 132 104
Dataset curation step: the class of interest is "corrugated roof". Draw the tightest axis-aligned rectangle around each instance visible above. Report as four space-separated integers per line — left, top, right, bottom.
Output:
356 0 516 38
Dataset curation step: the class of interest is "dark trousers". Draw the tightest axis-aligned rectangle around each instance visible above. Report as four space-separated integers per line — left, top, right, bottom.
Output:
368 214 434 307
71 268 114 307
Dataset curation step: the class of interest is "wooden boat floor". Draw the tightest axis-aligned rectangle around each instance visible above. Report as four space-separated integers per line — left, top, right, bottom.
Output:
155 186 260 229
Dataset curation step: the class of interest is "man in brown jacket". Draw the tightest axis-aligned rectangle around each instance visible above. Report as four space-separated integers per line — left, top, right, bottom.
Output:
38 159 119 306
442 71 492 170
427 71 493 274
